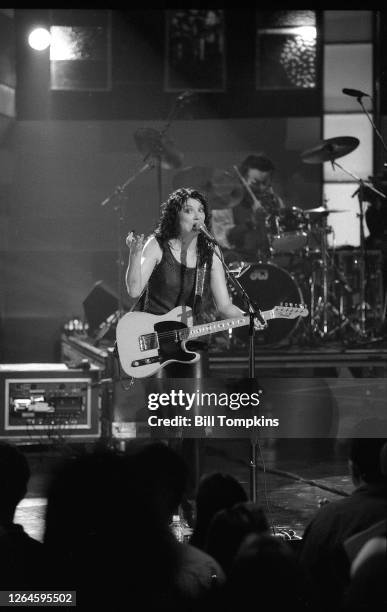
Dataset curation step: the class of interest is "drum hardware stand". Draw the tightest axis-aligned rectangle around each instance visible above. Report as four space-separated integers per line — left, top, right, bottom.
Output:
307 215 359 342
332 162 386 340
300 135 386 343
308 219 339 339
311 268 358 340
336 275 359 336
305 155 385 342
318 216 330 336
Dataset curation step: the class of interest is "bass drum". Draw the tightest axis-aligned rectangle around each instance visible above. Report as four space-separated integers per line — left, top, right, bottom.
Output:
229 262 303 347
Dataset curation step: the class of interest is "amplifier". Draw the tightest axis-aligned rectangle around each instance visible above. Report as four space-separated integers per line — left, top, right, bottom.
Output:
0 364 101 442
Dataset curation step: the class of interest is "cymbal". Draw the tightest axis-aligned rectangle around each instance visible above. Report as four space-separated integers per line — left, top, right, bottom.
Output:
305 206 350 214
301 136 360 164
134 128 183 170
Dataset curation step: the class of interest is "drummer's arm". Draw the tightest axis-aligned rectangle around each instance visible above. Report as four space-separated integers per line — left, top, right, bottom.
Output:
267 185 285 210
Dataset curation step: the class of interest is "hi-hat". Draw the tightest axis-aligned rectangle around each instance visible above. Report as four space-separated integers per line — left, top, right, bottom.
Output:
305 206 350 214
301 136 360 164
134 128 183 170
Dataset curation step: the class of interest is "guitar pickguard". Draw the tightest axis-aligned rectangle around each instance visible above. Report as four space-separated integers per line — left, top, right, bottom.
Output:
154 320 197 364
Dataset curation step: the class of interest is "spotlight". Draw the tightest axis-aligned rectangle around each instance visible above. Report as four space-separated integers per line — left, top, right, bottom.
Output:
297 26 317 41
28 27 51 51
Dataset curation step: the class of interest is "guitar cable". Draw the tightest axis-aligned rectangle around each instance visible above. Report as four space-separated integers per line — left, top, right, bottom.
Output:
113 342 136 391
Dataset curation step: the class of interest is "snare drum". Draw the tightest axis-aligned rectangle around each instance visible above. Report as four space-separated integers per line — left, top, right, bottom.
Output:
229 261 304 346
270 206 308 254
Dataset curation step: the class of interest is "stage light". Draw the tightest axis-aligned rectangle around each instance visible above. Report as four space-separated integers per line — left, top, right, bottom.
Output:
297 26 317 41
28 27 51 51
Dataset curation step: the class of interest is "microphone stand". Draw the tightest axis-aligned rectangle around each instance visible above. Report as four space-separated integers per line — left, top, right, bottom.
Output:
204 230 265 502
355 95 387 156
142 93 189 208
99 162 155 319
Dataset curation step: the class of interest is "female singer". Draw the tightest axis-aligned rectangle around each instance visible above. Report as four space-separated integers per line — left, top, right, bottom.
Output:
125 187 264 494
125 187 261 362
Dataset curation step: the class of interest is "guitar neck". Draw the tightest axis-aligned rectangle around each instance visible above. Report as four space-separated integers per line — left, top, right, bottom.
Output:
181 310 274 341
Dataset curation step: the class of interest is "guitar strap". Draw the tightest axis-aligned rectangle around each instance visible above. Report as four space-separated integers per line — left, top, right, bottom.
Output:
193 262 208 317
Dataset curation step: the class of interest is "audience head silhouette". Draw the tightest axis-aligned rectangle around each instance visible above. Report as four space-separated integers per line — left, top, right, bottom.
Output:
125 440 188 523
190 471 247 550
226 533 313 610
348 421 387 485
43 445 188 610
205 501 270 575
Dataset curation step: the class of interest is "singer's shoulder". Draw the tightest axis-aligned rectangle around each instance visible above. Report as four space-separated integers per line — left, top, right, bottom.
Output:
143 235 163 259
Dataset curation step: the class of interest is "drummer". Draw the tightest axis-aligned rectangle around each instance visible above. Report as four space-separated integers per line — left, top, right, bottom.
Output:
227 154 285 261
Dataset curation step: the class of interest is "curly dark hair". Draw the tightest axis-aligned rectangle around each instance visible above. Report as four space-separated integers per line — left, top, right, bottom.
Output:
154 187 213 267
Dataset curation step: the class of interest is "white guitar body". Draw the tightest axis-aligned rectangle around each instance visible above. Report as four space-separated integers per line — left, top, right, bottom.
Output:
116 306 198 378
116 304 308 379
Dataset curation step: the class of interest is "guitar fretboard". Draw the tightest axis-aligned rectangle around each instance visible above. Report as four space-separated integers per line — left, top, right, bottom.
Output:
178 310 274 341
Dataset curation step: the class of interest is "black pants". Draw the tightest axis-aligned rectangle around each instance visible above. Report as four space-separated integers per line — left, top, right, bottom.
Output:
156 347 209 498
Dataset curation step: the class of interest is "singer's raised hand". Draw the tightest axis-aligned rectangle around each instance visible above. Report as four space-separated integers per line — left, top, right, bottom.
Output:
126 232 145 257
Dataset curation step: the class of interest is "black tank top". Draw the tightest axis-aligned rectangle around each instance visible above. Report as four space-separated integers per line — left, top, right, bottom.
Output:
137 239 213 323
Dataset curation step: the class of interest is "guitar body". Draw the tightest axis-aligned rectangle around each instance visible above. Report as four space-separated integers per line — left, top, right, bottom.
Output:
116 303 308 378
116 306 199 378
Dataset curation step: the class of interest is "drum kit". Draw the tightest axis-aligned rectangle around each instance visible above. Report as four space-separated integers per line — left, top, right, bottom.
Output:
172 136 386 349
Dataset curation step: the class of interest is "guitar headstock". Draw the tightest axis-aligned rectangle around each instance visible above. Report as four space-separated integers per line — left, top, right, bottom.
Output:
273 303 309 319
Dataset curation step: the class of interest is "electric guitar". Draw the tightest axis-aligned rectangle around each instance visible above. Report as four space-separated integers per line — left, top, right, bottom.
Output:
116 304 308 378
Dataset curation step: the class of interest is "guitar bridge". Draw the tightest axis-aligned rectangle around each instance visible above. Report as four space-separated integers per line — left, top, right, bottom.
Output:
139 333 159 352
132 355 160 368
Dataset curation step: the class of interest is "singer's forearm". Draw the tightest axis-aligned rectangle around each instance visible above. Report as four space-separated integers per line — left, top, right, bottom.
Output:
125 254 143 298
218 302 245 319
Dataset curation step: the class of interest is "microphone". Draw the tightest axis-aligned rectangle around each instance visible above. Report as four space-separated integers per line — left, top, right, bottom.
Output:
342 88 370 99
193 223 218 244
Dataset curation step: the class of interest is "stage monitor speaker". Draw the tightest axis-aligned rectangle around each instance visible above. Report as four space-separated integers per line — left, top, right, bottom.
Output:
0 363 101 442
83 281 119 335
